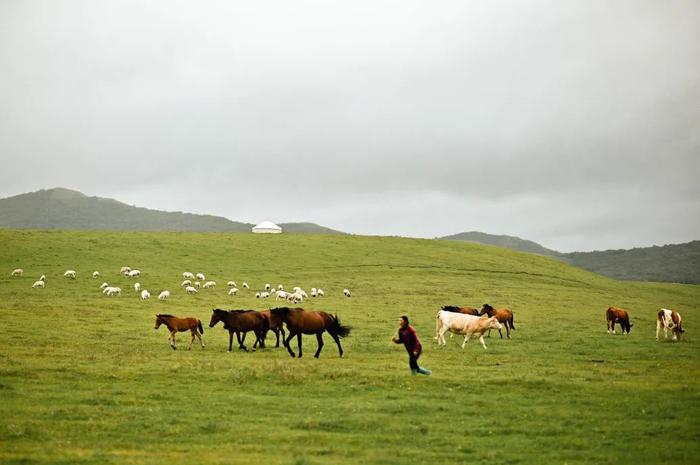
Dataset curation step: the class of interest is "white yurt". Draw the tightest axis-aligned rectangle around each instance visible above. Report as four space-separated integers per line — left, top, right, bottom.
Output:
252 221 282 234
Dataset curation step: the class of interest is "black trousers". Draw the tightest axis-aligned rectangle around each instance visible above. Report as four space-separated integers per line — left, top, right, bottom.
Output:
409 354 420 371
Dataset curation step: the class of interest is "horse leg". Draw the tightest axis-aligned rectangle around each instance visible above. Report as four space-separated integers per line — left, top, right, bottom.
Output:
196 330 205 348
314 333 324 358
170 331 177 350
329 332 343 357
189 330 195 350
297 333 303 358
228 331 234 352
498 326 504 339
283 332 296 357
238 332 248 352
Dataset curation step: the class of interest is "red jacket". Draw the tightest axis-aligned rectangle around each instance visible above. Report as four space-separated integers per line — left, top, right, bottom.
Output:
395 325 422 356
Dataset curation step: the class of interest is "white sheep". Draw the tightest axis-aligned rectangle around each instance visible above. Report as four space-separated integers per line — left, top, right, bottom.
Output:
287 292 303 303
64 270 76 279
228 288 238 296
100 282 109 290
92 271 100 278
255 292 261 298
120 266 131 274
181 279 192 287
264 283 271 291
183 271 195 280
260 291 270 298
311 288 317 297
242 282 249 289
127 269 141 278
106 287 121 296
158 290 170 300
39 275 46 282
275 290 289 301
277 284 284 290
194 281 201 288
196 272 205 281
11 268 23 277
32 280 45 288
202 281 216 289
227 281 237 287
293 286 301 293
185 286 198 295
343 288 351 298
317 288 325 297
298 289 308 299
134 282 141 293
141 289 150 300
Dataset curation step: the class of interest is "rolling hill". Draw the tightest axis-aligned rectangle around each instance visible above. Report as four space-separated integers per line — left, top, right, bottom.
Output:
0 188 343 234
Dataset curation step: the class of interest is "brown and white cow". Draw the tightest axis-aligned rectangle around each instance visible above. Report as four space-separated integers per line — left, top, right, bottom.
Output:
435 310 502 349
606 307 633 334
656 308 684 341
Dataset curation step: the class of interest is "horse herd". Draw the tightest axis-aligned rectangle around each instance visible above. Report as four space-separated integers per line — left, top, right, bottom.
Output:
155 307 352 358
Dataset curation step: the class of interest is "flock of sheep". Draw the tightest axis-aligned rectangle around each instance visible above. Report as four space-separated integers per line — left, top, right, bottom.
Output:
11 267 352 302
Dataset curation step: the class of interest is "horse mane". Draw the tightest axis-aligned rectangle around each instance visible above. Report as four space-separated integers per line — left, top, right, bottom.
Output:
157 314 174 318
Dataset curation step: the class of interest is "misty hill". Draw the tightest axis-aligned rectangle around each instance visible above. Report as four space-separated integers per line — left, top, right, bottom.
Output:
441 231 700 284
0 188 342 235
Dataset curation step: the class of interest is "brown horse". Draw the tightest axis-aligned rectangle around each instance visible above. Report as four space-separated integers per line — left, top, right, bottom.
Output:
209 309 269 352
255 309 287 349
154 314 205 350
479 304 515 338
442 305 480 315
270 307 351 358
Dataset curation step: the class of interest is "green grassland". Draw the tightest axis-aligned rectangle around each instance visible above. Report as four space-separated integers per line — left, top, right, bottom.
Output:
0 230 698 465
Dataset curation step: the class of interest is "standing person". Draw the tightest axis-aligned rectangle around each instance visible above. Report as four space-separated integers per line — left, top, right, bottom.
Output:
392 315 432 375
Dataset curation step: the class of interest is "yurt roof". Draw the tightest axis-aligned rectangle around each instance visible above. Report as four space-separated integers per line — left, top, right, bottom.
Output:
253 221 282 230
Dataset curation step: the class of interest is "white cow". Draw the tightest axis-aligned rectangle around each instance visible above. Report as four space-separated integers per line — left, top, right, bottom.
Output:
11 268 23 277
32 280 45 288
141 289 151 300
656 308 685 341
185 286 198 295
158 290 170 300
134 282 141 293
64 270 76 279
435 310 502 349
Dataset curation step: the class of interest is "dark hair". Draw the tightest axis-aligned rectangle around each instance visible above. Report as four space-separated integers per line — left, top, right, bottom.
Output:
401 315 409 325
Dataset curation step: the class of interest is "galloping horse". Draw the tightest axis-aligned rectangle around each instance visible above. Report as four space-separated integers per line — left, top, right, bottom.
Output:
479 304 515 338
256 309 286 349
154 314 205 350
209 309 269 352
270 307 351 358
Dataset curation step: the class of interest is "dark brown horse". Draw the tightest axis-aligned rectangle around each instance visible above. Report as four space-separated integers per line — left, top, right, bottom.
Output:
209 309 269 352
479 304 515 338
270 307 351 358
255 309 287 349
442 305 480 316
154 314 205 350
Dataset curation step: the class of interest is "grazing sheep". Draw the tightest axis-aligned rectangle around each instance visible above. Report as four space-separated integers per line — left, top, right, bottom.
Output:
32 280 45 288
317 288 325 297
293 286 301 293
92 271 100 278
202 281 216 289
185 286 198 295
265 283 271 291
181 279 192 287
275 290 289 300
127 269 141 278
227 281 237 287
228 288 238 296
260 291 270 298
39 275 46 282
255 292 261 298
311 288 317 297
158 290 170 300
134 282 141 293
242 282 249 289
120 266 131 274
64 270 76 279
194 281 201 288
100 282 109 290
277 284 284 290
11 268 23 277
141 289 150 300
106 287 121 296
183 272 195 280
286 292 303 303
299 290 308 299
196 273 205 281
343 288 351 298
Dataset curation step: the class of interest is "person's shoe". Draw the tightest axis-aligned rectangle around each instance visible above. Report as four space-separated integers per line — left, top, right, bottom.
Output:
418 367 432 376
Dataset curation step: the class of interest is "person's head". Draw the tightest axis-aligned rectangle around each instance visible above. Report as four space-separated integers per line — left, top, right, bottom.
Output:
399 315 409 329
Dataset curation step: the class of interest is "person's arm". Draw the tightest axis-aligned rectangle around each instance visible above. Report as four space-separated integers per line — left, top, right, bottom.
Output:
392 331 403 344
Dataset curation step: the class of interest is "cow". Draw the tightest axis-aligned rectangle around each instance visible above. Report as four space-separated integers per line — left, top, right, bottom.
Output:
435 310 502 349
479 304 515 338
656 308 684 341
606 307 633 334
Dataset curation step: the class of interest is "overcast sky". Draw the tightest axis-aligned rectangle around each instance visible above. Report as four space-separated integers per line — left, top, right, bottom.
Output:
1 1 698 252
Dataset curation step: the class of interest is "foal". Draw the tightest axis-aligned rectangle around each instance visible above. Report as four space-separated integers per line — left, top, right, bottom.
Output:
154 314 205 350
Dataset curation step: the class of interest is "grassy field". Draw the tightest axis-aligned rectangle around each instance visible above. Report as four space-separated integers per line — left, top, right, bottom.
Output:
0 229 698 465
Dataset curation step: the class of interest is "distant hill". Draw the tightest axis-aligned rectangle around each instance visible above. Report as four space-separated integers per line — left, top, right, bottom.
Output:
441 231 700 284
0 188 343 235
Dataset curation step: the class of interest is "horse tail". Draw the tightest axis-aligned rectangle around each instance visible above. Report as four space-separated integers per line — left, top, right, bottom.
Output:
198 320 204 335
331 314 352 338
510 313 515 330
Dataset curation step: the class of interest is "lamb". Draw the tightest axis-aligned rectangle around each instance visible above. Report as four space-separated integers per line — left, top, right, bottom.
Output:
134 282 141 293
158 290 170 300
343 288 351 298
11 268 23 277
92 271 100 278
181 279 192 287
32 280 45 288
100 282 109 290
227 281 237 287
141 290 150 300
64 270 76 279
183 272 195 280
202 281 216 289
228 288 238 296
127 269 141 278
185 286 198 295
242 282 249 289
196 272 205 281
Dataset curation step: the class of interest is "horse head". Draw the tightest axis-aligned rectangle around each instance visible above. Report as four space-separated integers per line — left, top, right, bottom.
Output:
479 304 494 316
